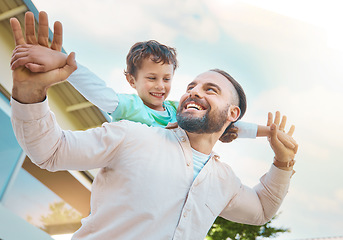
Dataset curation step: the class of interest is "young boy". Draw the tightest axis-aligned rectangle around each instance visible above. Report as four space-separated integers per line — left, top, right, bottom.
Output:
11 40 278 142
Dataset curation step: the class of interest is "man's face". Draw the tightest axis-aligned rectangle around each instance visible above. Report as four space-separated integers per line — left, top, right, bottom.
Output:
177 71 238 134
127 57 174 111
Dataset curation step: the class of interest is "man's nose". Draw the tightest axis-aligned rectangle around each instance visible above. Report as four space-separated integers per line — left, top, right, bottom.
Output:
189 86 203 98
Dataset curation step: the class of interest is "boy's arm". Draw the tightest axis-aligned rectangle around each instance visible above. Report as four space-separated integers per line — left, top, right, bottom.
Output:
230 115 296 149
11 44 119 113
68 63 119 113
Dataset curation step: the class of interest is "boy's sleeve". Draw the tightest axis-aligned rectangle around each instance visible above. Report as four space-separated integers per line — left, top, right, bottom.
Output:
110 94 153 126
235 121 258 138
67 63 119 113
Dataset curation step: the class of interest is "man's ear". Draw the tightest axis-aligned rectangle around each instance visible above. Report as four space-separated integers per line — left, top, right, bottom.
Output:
227 105 241 122
126 74 136 89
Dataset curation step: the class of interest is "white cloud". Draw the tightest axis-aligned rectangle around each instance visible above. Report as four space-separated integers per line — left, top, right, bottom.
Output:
35 0 220 45
335 189 343 202
290 187 343 213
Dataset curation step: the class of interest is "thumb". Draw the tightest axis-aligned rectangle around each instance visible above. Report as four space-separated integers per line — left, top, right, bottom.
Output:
60 52 77 79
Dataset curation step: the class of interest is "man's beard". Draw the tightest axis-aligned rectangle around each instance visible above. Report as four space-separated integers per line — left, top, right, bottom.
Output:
176 104 229 134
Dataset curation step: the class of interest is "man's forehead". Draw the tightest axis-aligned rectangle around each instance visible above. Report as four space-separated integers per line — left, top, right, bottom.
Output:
191 71 233 89
190 71 239 105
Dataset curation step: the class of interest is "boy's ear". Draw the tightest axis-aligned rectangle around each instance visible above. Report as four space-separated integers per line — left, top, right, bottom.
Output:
126 74 136 89
227 105 240 122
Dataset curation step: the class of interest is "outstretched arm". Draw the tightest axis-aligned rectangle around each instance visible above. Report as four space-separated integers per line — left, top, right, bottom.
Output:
221 119 296 149
219 111 298 225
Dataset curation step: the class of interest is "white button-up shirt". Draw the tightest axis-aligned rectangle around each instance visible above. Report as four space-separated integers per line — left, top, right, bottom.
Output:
11 98 293 240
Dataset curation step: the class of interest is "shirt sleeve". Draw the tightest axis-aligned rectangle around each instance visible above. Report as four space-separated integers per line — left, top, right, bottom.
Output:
67 63 119 113
234 121 258 139
10 98 128 172
219 165 293 225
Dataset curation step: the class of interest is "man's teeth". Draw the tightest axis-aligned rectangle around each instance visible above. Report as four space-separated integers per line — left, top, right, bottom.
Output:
186 103 203 110
151 93 163 96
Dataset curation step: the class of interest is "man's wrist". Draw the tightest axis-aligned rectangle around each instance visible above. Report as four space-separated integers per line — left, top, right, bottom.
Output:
273 157 295 171
12 85 47 104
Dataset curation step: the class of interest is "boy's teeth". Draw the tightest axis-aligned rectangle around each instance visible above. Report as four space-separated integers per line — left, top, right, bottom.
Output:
151 93 163 96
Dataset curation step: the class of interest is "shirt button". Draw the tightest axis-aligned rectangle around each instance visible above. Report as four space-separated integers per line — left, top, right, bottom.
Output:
187 162 190 166
183 212 187 217
180 137 186 142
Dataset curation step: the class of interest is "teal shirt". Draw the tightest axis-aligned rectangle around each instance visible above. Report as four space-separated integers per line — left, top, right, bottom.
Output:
109 93 179 127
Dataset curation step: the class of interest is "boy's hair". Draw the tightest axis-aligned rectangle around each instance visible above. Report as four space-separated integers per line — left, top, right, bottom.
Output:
124 40 178 77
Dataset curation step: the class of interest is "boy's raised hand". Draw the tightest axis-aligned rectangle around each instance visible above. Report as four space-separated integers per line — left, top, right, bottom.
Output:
10 11 67 72
11 44 68 72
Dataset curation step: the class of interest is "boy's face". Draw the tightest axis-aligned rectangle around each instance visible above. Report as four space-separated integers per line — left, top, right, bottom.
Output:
127 57 174 111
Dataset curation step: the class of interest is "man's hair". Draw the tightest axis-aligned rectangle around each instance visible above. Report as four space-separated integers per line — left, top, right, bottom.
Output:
124 40 178 77
209 69 247 142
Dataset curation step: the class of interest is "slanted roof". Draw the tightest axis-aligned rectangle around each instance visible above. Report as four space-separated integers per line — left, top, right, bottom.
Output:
0 0 109 131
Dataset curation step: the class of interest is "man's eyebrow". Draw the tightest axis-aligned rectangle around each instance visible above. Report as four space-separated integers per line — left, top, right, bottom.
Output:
187 81 196 87
205 82 221 92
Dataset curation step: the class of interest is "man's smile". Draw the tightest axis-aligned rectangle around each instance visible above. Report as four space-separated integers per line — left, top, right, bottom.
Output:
181 99 208 113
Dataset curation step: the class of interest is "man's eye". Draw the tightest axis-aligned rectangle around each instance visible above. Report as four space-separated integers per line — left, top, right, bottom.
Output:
207 88 216 93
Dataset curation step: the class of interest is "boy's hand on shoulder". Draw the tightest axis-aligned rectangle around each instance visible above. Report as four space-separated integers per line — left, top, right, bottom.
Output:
219 124 238 143
11 44 68 73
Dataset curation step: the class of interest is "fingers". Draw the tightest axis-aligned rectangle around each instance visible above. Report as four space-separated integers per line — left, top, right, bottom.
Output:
51 21 63 51
11 52 29 69
273 111 281 125
270 123 281 148
293 142 299 154
10 18 25 45
25 12 37 44
287 125 295 137
38 11 50 47
279 136 295 149
267 112 273 126
11 45 31 68
25 63 46 73
279 115 287 132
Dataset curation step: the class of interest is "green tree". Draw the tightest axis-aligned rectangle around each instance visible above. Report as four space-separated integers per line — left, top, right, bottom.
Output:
206 214 289 240
39 201 82 226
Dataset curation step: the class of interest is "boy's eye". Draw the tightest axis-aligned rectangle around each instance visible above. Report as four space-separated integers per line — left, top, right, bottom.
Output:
164 78 171 81
147 77 156 80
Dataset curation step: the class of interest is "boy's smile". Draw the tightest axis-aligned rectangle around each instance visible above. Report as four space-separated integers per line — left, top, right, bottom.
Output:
127 57 174 111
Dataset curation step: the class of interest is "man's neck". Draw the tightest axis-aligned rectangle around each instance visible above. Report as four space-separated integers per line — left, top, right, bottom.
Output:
186 131 222 155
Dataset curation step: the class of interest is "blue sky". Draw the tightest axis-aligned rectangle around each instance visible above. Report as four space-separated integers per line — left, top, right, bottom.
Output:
31 0 343 239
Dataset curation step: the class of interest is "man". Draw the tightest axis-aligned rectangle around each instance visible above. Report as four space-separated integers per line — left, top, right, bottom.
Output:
10 12 298 240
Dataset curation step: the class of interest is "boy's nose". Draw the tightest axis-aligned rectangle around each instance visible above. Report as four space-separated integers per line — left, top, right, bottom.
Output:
155 80 165 90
